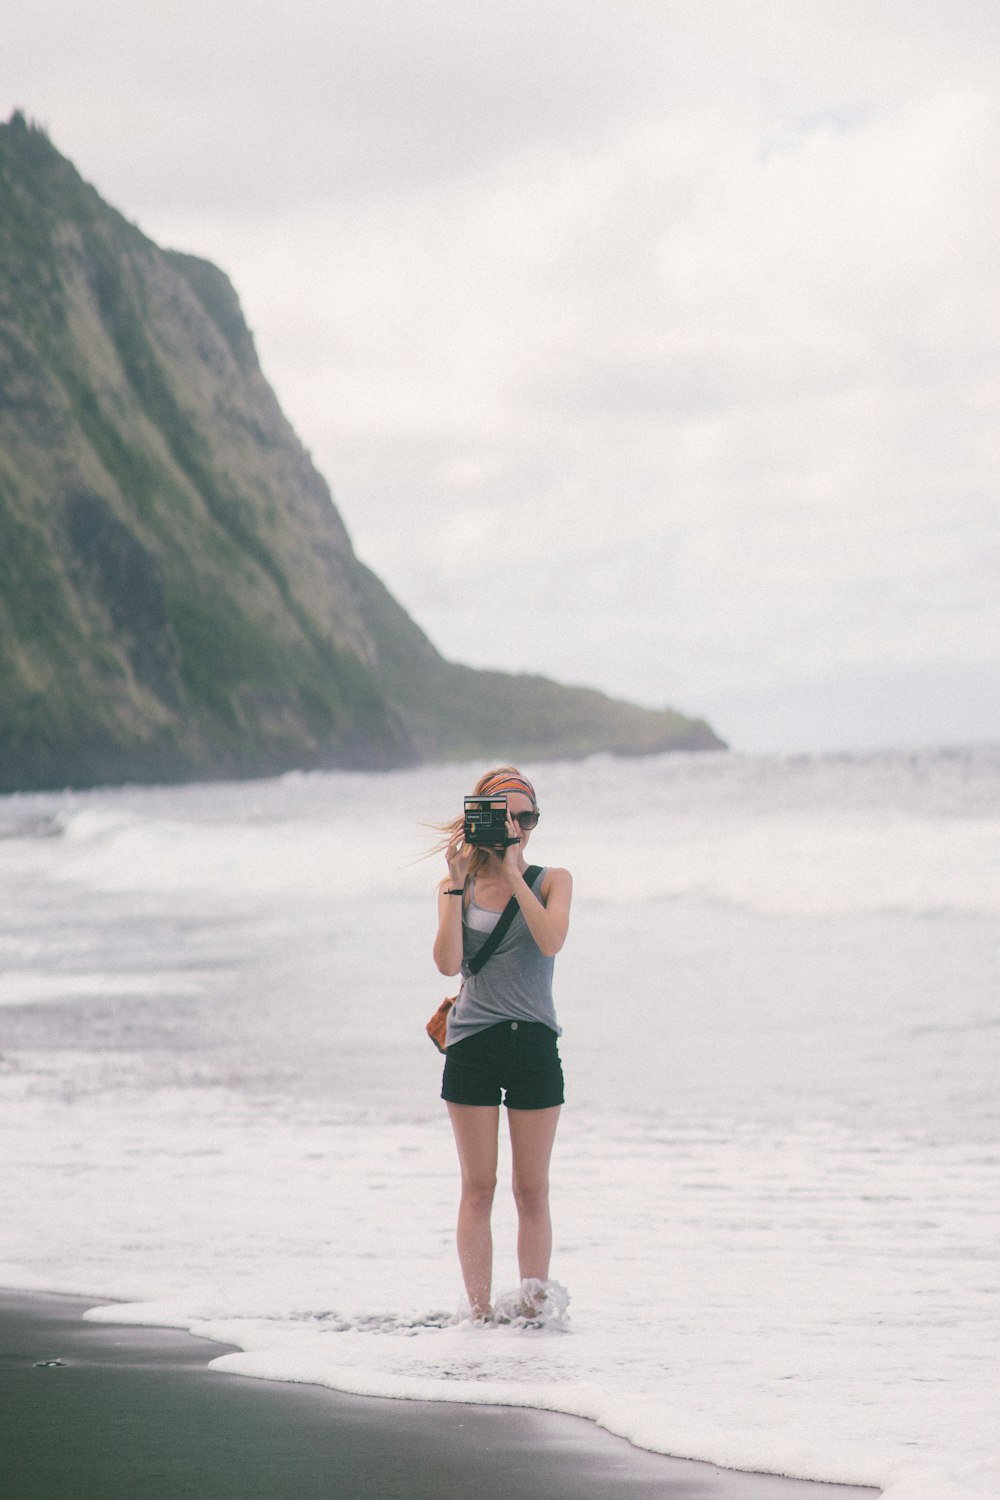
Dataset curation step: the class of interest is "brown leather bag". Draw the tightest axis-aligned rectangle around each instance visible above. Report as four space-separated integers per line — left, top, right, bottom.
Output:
426 996 455 1054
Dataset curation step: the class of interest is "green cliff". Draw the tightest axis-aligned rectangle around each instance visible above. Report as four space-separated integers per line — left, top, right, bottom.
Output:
0 112 723 792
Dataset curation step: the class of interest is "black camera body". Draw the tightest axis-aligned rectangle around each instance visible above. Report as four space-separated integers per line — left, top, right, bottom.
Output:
464 796 516 848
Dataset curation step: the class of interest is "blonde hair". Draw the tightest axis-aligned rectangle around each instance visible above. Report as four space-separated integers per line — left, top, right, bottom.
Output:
429 765 537 879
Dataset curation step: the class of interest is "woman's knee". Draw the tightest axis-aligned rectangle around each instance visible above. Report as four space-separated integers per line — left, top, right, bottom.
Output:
512 1178 549 1218
461 1174 497 1212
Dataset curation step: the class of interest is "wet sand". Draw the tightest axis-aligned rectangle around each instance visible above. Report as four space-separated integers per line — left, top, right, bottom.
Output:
0 1291 879 1499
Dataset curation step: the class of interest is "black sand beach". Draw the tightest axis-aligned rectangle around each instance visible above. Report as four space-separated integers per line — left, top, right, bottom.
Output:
1 1292 878 1500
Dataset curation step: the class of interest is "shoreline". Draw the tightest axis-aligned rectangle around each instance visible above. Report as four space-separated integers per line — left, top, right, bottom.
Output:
1 1289 879 1500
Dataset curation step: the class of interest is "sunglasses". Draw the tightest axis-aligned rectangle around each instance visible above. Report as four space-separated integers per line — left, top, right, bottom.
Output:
511 809 540 830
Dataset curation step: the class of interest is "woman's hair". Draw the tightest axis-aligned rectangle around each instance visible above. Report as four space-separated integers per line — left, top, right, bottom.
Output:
429 765 537 879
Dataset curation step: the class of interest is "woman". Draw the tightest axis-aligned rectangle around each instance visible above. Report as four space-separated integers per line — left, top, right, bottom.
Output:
433 767 573 1321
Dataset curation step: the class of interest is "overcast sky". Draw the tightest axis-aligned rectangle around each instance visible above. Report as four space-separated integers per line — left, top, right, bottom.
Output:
7 1 998 752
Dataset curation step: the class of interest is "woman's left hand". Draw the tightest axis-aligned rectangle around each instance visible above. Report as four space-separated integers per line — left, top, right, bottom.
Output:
498 813 522 881
493 815 573 956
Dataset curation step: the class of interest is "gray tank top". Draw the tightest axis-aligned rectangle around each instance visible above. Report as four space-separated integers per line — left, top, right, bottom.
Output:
445 866 561 1046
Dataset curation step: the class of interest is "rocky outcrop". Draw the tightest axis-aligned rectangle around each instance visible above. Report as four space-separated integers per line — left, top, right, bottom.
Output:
0 113 724 792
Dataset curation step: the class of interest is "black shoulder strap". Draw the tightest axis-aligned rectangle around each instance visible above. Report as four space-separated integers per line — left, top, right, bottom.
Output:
467 865 542 976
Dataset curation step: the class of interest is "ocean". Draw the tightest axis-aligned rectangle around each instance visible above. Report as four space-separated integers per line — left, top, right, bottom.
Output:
1 747 997 1500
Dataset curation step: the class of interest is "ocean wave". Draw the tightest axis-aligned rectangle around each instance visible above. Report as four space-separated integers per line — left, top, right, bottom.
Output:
0 812 64 841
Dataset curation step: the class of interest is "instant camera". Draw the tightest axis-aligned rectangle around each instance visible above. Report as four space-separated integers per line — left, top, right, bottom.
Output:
463 795 517 848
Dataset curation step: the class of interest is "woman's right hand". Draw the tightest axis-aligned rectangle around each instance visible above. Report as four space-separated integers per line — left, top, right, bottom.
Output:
446 834 472 889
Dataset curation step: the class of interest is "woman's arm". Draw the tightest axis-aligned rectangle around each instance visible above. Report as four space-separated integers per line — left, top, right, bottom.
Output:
501 861 573 957
433 836 471 976
433 882 465 975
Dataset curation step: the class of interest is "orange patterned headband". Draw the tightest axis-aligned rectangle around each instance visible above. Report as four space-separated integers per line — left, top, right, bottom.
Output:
478 773 537 806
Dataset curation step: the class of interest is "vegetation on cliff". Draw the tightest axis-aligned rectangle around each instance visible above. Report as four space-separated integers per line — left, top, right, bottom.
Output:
0 112 723 792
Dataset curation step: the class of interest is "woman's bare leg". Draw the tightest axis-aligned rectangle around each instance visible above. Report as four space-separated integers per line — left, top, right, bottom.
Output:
508 1105 561 1285
446 1103 499 1317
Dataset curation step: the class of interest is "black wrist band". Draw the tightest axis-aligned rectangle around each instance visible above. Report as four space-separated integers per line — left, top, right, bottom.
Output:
445 888 465 896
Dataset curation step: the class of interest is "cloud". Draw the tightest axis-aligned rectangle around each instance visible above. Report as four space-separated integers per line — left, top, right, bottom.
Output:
5 0 999 750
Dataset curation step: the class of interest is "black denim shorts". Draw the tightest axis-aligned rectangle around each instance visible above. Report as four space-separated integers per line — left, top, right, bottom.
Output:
441 1021 564 1111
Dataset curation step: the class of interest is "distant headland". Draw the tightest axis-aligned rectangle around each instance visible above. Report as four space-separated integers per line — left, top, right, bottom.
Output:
0 112 724 793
